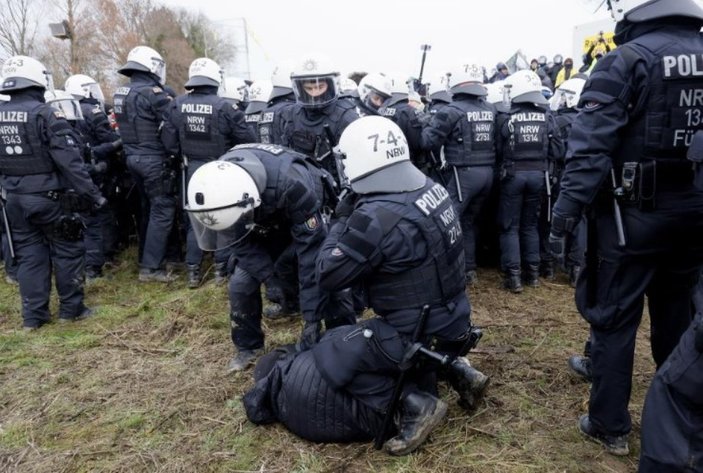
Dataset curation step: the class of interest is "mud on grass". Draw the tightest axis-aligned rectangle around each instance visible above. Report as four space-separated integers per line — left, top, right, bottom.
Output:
0 256 655 472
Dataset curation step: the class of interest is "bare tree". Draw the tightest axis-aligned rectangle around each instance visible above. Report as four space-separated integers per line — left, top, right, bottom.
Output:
177 10 236 67
0 0 43 61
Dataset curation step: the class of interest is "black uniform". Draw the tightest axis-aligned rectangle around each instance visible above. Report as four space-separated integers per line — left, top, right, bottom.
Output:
223 144 354 352
551 18 703 441
161 85 255 268
420 93 498 275
380 95 430 174
0 88 104 328
258 95 295 145
112 71 175 272
282 99 359 187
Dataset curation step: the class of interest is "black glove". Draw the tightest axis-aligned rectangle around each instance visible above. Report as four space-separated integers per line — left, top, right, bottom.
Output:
334 191 358 219
296 321 322 351
93 196 108 211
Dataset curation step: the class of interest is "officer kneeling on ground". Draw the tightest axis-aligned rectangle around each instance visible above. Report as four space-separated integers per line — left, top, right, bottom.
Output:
242 116 488 455
185 143 355 372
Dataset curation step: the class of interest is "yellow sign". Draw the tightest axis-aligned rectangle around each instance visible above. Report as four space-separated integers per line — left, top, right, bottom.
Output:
582 31 616 57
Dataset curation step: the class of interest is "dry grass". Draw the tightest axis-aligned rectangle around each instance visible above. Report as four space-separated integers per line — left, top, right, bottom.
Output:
0 253 655 472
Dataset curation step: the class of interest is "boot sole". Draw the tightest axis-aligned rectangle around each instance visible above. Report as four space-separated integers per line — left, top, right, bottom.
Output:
578 417 629 456
384 399 448 456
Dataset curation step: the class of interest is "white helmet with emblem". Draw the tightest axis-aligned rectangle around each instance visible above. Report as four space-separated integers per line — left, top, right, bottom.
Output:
358 72 392 110
270 62 294 100
290 53 340 108
185 159 262 251
336 116 425 194
505 70 548 105
550 77 587 111
118 46 166 84
244 80 273 114
1 56 53 92
185 57 223 88
448 63 486 96
64 74 105 104
220 77 249 103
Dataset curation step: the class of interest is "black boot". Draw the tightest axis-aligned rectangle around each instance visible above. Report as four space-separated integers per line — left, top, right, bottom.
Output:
567 355 592 382
187 264 201 289
503 269 523 293
523 264 540 287
569 265 581 288
540 261 555 280
214 262 228 285
445 357 490 411
383 391 447 456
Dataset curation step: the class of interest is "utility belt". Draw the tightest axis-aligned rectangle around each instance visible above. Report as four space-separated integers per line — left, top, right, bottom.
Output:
500 159 546 179
612 160 694 211
45 190 93 213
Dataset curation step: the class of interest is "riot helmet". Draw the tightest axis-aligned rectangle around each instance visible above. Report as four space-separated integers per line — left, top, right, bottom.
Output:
549 77 586 111
336 116 425 194
505 70 548 105
185 57 223 89
448 63 487 96
64 74 105 104
290 54 340 108
220 77 249 103
358 73 391 111
244 80 273 114
118 46 166 84
1 56 53 93
270 62 294 100
185 159 262 251
606 0 703 22
44 89 84 121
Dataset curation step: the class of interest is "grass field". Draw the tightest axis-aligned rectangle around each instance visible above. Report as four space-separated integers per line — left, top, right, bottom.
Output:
0 253 656 472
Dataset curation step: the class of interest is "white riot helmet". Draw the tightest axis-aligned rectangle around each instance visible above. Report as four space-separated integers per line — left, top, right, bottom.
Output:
484 81 504 105
340 78 358 95
290 53 340 108
270 62 294 100
118 46 166 84
336 116 425 194
427 73 450 98
44 89 84 121
185 57 223 89
388 75 411 96
606 0 703 22
505 70 548 105
244 80 273 114
550 77 587 111
448 63 486 96
220 77 249 103
358 73 391 111
1 56 53 92
64 74 105 104
185 160 262 251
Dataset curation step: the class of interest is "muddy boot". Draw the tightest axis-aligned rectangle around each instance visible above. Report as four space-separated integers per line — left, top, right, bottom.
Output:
568 355 593 382
503 269 523 293
383 391 447 456
465 270 478 285
445 356 490 411
263 302 298 319
523 264 540 287
214 262 228 285
227 348 264 373
569 265 581 288
187 264 201 289
540 261 555 280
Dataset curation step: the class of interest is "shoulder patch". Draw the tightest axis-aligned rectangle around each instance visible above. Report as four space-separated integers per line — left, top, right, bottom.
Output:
583 101 602 111
153 86 163 94
53 110 66 119
304 215 320 231
92 107 102 115
331 247 343 257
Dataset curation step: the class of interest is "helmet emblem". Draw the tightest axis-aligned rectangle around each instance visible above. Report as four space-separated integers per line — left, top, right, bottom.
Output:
303 59 317 72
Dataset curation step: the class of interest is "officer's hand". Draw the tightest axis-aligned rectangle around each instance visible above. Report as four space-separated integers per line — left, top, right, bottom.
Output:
296 321 322 351
94 196 108 211
548 231 566 266
93 161 108 174
334 191 358 219
111 138 123 150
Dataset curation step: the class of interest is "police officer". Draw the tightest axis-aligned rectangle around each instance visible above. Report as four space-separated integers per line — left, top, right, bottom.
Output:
0 56 106 330
220 76 249 113
354 72 391 117
311 116 488 454
243 80 272 141
282 53 359 188
258 63 296 145
498 70 563 293
113 45 176 282
185 143 355 372
548 0 703 456
161 58 255 288
420 64 497 284
64 75 122 280
379 75 430 175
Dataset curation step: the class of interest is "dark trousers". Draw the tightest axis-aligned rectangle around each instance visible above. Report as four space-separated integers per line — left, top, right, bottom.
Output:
639 315 703 473
6 193 87 327
126 155 177 270
443 166 494 272
498 170 545 271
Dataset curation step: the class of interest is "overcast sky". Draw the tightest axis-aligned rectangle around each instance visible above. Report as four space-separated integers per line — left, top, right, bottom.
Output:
160 0 697 80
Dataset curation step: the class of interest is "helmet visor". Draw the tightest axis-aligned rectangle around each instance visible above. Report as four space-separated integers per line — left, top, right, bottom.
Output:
185 205 256 251
85 83 105 103
49 97 84 120
151 58 166 84
292 75 338 107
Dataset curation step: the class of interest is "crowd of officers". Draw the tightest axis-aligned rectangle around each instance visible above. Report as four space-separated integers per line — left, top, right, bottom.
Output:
1 0 703 468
